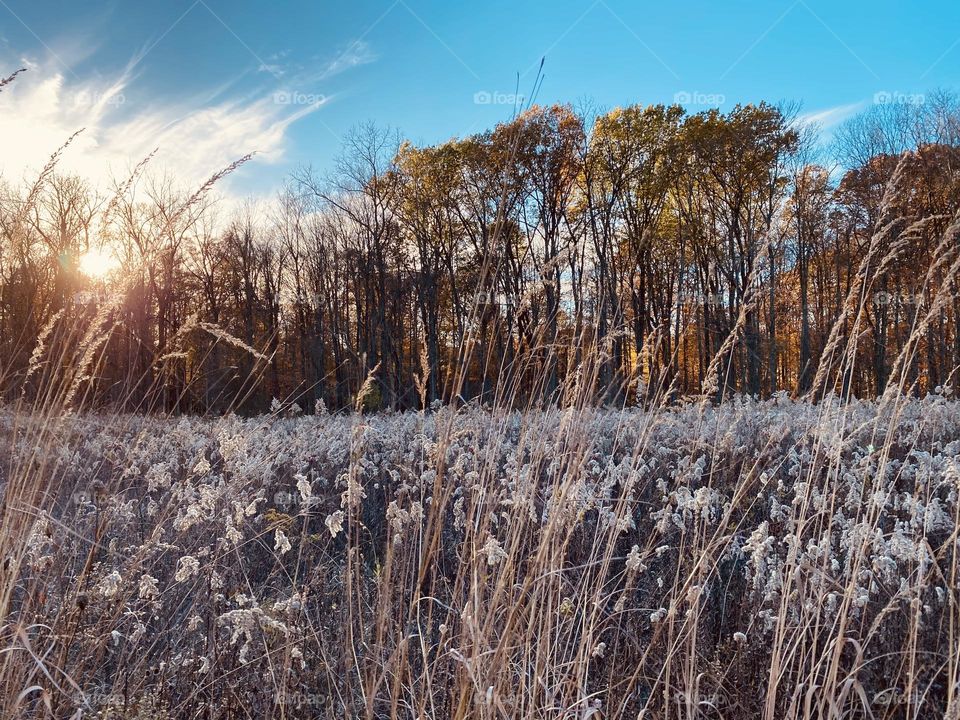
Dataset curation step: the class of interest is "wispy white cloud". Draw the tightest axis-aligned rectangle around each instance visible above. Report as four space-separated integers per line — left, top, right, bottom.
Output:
258 62 286 76
257 49 293 77
798 101 866 130
316 40 377 81
0 41 365 202
257 40 377 84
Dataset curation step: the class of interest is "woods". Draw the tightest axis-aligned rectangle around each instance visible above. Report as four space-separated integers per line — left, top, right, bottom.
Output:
3 93 960 412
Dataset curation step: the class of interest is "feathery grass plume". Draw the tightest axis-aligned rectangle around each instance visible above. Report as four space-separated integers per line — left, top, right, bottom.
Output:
22 307 66 386
160 315 270 365
61 295 123 409
700 246 766 402
15 129 85 227
806 153 914 400
0 68 26 92
98 148 158 228
355 361 382 412
881 208 960 401
197 322 270 363
414 344 430 410
166 152 257 232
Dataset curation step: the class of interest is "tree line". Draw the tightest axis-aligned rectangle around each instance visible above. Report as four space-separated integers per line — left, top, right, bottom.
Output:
2 88 960 412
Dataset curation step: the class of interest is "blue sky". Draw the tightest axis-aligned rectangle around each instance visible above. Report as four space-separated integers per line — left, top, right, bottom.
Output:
1 0 958 199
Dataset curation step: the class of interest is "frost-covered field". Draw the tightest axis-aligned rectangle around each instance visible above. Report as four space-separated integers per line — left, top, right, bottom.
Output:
4 395 960 718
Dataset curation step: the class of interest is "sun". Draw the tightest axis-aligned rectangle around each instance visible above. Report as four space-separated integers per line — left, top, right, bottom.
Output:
78 247 120 278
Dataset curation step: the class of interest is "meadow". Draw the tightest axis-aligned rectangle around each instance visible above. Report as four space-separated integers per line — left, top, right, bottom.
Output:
2 393 959 718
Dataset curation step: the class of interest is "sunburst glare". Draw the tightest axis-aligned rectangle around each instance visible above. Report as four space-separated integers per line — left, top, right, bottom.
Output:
78 247 120 278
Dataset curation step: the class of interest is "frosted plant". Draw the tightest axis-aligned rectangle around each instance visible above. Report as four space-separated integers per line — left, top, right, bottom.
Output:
341 471 366 510
272 592 303 615
743 522 775 593
482 536 507 566
5 394 960 717
138 574 159 600
175 555 200 582
218 605 290 664
296 473 313 505
274 529 292 555
98 570 122 598
325 510 345 538
224 516 243 546
193 456 212 476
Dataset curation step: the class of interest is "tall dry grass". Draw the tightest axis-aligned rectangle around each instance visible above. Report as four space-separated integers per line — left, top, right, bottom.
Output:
2 71 960 719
